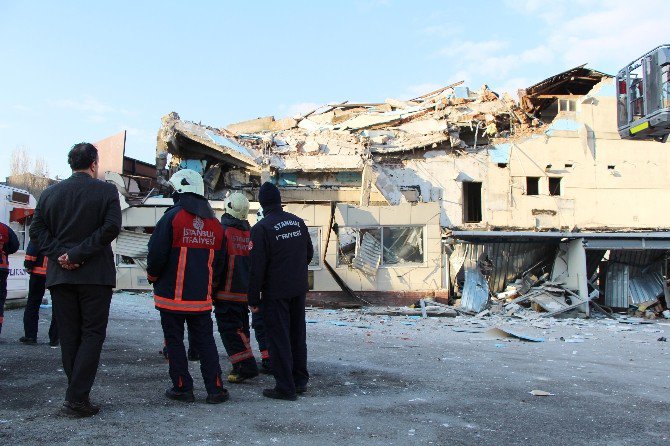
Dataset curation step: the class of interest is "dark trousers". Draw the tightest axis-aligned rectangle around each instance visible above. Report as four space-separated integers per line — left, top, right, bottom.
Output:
215 302 258 374
23 274 58 342
263 294 308 395
0 271 7 334
160 311 223 394
50 284 113 403
251 310 269 361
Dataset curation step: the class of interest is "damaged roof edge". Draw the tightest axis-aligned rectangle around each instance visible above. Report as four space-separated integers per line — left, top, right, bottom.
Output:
161 113 262 172
452 230 670 240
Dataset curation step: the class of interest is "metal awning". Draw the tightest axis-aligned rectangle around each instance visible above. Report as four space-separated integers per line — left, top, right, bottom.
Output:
451 231 670 249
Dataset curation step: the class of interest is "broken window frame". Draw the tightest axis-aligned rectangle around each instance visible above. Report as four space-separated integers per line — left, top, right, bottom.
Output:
558 99 577 113
308 227 321 270
548 177 562 196
526 177 540 196
336 225 426 268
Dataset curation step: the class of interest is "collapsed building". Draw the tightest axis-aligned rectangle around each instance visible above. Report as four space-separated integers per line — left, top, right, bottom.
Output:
110 65 670 317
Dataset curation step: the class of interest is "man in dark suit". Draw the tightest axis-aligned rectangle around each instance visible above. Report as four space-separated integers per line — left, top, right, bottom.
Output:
30 142 121 418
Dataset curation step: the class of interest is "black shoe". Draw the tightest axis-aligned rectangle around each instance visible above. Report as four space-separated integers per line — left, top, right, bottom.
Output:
165 388 195 402
49 339 60 347
205 389 229 404
187 348 200 362
19 336 37 345
61 400 100 418
262 388 297 401
295 385 307 395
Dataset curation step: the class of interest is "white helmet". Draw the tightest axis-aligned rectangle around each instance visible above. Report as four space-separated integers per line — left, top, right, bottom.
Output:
223 192 250 220
169 169 205 197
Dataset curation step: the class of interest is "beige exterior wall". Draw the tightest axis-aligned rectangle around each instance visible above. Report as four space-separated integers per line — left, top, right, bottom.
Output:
389 78 670 230
287 202 442 293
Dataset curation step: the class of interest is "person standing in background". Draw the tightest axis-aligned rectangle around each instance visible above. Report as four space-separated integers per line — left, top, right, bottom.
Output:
30 142 121 418
20 240 58 346
146 169 228 404
214 192 269 384
247 182 313 401
0 221 20 336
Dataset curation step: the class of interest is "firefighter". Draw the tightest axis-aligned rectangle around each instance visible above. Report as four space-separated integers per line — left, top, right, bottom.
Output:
0 221 20 336
253 206 271 374
21 240 58 346
248 182 313 400
146 169 228 404
213 192 269 383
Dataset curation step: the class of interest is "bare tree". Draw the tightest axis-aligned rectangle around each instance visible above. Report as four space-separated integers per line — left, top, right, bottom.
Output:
7 148 54 199
9 147 31 177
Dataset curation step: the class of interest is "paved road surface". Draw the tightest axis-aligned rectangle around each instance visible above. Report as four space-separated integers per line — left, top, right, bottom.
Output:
1 292 668 445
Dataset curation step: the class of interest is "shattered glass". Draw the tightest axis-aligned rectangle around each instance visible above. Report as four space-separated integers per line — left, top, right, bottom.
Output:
338 226 424 267
337 227 358 266
382 227 424 265
308 227 320 267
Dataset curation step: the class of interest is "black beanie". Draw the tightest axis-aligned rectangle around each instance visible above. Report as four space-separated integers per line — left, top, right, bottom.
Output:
258 182 281 207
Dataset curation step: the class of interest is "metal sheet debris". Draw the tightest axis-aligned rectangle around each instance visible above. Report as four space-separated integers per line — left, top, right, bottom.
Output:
485 327 545 342
461 267 490 313
352 232 382 277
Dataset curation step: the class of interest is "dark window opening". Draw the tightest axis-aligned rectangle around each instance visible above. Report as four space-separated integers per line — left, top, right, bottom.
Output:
463 182 482 223
497 163 507 168
10 191 30 204
549 177 562 196
564 163 573 168
526 177 539 196
607 165 616 170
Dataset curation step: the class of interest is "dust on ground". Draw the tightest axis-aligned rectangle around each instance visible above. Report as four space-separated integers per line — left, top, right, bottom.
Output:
1 292 668 445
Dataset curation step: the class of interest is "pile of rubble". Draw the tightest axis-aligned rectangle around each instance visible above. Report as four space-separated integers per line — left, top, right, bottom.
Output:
155 81 538 201
465 271 670 320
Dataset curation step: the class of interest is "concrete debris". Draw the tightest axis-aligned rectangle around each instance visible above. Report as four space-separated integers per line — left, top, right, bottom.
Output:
154 79 533 202
529 390 554 396
364 306 457 318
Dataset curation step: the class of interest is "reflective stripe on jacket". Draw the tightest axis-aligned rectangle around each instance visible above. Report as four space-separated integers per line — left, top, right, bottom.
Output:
24 241 48 275
147 203 224 314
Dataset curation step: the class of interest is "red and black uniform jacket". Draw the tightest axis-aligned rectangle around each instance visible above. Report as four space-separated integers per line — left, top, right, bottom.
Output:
146 194 224 314
0 222 20 272
24 241 47 276
214 214 251 308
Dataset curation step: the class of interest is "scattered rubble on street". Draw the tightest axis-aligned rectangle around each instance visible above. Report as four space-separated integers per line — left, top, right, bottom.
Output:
2 291 668 445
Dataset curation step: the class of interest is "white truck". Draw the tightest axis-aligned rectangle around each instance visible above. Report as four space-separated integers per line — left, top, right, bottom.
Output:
0 184 36 300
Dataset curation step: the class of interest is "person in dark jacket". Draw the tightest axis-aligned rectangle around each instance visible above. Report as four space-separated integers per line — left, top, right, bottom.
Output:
29 142 121 418
214 192 269 383
0 221 20 336
146 169 228 404
248 182 313 400
20 240 58 346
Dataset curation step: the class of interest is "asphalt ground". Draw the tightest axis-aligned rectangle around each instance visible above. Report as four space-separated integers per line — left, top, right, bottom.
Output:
1 292 668 445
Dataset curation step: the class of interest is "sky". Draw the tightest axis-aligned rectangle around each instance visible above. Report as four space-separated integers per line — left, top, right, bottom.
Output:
1 0 668 180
